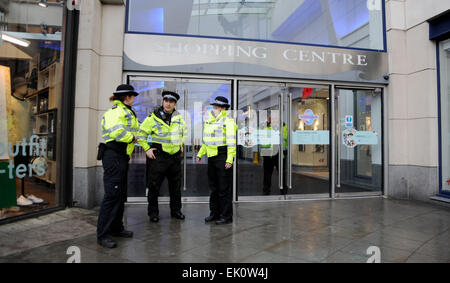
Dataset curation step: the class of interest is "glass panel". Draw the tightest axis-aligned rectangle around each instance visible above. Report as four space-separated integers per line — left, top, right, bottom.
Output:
182 80 232 197
127 0 385 50
128 78 180 198
287 86 330 195
0 1 64 219
439 39 450 194
237 82 283 196
337 89 382 193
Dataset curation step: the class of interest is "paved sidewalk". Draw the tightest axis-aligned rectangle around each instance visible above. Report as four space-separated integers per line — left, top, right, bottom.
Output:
1 198 450 263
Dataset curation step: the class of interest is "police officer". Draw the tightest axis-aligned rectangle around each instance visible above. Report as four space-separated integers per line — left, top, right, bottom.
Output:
196 96 237 225
97 84 140 248
137 91 187 223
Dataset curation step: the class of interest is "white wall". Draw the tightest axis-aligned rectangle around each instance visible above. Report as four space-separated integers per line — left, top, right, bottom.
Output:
385 0 450 200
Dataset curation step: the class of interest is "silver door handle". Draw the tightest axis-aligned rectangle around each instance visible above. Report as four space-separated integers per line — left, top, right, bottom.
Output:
279 93 283 190
287 92 292 189
183 89 187 191
336 93 341 188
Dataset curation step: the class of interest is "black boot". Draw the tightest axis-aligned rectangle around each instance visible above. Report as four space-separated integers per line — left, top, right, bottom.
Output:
215 218 232 225
111 230 134 238
205 214 220 222
171 211 185 220
149 215 159 223
97 237 117 249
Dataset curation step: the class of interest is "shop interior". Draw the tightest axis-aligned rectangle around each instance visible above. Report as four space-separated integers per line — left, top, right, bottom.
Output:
0 0 62 220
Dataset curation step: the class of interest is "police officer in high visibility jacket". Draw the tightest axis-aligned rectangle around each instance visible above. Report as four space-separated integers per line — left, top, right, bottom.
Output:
137 91 187 223
97 84 140 249
196 96 237 225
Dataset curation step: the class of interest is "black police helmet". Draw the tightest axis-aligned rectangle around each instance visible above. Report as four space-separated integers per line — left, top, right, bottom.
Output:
113 84 139 97
162 91 180 102
211 96 230 108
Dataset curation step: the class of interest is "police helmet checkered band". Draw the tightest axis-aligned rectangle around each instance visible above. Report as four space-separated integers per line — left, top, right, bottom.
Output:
163 94 178 101
114 90 134 94
213 99 228 106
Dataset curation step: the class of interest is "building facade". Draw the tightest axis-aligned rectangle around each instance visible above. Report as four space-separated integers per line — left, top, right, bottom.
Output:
72 0 450 208
0 0 449 223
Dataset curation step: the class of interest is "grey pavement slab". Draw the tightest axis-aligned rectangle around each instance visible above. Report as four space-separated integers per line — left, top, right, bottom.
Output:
0 199 449 263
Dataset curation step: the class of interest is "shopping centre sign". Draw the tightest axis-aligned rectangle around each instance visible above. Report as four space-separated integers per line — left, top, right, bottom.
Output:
124 33 388 83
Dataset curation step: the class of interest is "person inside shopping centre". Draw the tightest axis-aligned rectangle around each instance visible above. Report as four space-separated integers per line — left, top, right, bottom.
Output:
261 117 288 195
197 96 237 225
137 91 187 223
96 84 140 249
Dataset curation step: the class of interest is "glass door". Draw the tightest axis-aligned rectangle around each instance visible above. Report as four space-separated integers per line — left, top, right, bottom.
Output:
335 87 383 195
237 81 284 198
127 76 232 200
181 79 233 197
285 85 331 197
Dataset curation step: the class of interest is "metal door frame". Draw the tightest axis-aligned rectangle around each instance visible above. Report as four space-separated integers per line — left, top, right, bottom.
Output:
124 72 388 203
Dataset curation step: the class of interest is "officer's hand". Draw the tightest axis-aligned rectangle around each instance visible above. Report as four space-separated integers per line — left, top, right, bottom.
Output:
225 162 232 169
146 148 156 159
180 146 184 153
134 135 138 144
196 157 202 163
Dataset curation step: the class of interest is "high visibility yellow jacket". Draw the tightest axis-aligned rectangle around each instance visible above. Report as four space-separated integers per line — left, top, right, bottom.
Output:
101 100 140 156
260 124 288 156
137 108 187 155
197 110 237 164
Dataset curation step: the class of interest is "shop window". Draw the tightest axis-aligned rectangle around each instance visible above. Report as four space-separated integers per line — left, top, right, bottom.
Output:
127 0 385 50
0 0 64 220
439 38 450 196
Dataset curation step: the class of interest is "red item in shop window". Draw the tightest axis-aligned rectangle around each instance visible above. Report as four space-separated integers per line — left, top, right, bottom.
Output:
302 88 313 99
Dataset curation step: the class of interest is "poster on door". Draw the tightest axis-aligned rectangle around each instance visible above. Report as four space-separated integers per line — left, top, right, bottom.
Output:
342 128 378 148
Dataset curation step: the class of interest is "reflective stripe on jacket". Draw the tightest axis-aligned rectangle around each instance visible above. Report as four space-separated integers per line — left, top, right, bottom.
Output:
101 100 140 156
197 110 237 164
137 110 187 155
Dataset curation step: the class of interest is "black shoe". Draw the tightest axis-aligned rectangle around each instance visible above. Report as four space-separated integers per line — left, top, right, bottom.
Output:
97 237 117 249
205 215 219 222
149 215 159 223
111 230 133 238
171 211 185 220
215 218 232 225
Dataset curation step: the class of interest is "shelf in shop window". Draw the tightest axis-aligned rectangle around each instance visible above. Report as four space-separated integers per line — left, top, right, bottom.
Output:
34 175 56 185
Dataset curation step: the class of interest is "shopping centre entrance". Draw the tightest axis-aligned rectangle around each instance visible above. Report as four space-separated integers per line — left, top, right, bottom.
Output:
125 74 384 203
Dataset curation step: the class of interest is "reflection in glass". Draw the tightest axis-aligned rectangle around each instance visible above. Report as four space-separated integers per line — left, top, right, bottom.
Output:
237 82 283 196
128 78 231 198
288 87 330 195
128 0 385 50
337 89 382 193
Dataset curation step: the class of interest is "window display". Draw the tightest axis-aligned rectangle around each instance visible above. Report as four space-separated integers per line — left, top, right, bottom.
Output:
0 0 64 220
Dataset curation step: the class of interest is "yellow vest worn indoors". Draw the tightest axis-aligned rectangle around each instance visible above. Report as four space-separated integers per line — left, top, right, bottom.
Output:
260 124 288 157
137 109 187 155
197 110 237 164
101 100 140 156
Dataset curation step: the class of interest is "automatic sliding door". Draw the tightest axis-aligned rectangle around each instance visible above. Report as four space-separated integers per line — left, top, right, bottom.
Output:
237 81 284 197
336 88 383 194
182 79 232 197
285 85 331 196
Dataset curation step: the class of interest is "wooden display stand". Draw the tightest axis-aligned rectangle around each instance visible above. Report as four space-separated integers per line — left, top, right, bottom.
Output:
25 55 61 186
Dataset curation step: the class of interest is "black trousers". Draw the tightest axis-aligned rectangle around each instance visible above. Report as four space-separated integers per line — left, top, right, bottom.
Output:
97 149 129 240
208 153 233 220
146 150 182 217
263 151 287 194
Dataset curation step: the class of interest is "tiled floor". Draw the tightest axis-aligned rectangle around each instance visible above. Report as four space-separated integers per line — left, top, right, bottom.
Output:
1 198 450 263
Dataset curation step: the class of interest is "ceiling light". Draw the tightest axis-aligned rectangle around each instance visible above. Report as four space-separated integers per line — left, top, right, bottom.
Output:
1 33 31 47
37 0 48 8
